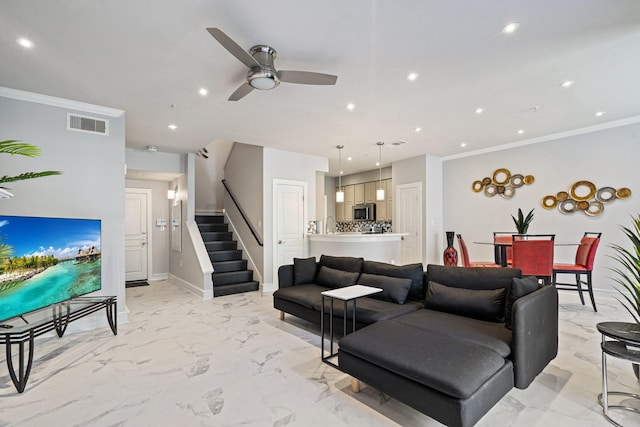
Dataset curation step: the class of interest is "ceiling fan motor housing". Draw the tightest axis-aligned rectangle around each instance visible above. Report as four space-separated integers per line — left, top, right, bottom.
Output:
248 45 280 89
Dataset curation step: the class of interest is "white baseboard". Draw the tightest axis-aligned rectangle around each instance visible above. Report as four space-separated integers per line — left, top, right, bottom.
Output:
261 282 276 295
169 274 213 300
150 273 169 281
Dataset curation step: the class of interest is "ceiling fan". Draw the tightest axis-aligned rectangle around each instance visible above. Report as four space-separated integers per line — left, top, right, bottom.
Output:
207 28 338 101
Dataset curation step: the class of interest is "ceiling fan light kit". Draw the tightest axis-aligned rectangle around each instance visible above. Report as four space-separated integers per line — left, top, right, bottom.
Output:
207 28 337 101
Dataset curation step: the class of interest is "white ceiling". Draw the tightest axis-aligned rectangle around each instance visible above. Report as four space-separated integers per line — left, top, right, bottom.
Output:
2 1 640 177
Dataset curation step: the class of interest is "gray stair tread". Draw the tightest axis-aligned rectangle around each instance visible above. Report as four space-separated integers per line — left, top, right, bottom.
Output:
213 282 259 297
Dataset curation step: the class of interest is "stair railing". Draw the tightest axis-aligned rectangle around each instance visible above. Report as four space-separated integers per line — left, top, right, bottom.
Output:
221 179 263 247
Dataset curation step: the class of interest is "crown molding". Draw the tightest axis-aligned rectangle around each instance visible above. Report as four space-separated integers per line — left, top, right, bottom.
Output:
0 87 124 118
442 115 640 161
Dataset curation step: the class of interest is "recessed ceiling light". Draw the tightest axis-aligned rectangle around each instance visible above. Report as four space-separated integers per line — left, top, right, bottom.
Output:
346 103 355 110
198 88 208 96
517 129 525 135
594 111 606 117
460 142 467 147
340 171 344 175
475 108 484 114
168 124 177 130
16 37 34 49
376 162 380 166
501 22 520 34
414 127 422 132
407 72 419 81
560 80 575 88
347 157 352 161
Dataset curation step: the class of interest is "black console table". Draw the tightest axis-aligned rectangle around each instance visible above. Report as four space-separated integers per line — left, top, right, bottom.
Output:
0 296 117 393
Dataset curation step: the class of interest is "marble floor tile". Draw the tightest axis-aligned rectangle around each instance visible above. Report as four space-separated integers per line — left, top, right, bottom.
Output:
1 280 639 426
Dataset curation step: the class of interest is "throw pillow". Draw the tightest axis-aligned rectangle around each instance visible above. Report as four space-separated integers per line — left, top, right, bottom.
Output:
293 257 317 285
315 266 360 289
424 281 506 322
318 255 364 273
362 261 425 301
357 273 412 304
504 276 541 330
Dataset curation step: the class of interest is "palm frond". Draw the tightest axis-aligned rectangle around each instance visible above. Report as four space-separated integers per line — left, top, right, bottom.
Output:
0 140 42 157
609 214 640 324
0 171 62 184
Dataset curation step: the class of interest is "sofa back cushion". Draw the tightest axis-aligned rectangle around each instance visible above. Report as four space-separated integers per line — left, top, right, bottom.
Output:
293 257 317 285
426 264 521 292
504 276 541 329
425 281 506 322
318 255 364 274
357 273 412 304
316 266 360 289
362 261 425 301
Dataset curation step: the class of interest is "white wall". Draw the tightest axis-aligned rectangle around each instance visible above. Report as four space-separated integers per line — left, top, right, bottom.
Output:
263 148 328 288
195 140 233 213
0 92 126 325
443 122 640 295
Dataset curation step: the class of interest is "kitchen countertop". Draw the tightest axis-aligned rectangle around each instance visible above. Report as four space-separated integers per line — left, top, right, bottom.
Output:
307 232 408 242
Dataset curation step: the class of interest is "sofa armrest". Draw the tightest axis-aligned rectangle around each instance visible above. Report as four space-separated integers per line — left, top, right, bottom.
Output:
277 264 295 288
511 284 558 389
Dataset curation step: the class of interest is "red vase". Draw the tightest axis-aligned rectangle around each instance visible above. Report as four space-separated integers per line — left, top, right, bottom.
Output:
443 231 458 266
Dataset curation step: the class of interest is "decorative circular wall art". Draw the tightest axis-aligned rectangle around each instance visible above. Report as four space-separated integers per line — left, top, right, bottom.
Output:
472 168 534 199
541 181 631 217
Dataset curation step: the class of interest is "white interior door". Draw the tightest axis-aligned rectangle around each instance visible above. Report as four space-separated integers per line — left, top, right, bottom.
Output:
125 189 150 281
396 182 422 264
274 180 306 280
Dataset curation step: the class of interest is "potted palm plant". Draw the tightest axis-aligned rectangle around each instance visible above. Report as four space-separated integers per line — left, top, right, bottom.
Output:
512 208 534 234
609 213 640 378
0 140 61 198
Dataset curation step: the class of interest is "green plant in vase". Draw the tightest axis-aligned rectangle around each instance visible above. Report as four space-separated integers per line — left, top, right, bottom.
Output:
511 208 534 234
609 214 640 324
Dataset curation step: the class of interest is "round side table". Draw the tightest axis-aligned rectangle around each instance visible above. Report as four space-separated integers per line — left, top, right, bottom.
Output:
597 322 640 426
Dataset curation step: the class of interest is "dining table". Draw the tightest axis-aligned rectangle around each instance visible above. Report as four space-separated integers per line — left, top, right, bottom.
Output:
473 240 583 267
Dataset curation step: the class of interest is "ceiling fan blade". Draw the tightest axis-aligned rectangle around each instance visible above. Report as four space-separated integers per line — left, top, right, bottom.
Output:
279 70 338 85
206 28 259 69
228 83 254 101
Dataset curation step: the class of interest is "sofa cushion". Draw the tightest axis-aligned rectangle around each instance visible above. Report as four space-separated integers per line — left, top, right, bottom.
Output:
426 264 521 291
504 276 540 330
362 260 425 301
273 284 329 309
293 257 317 285
316 266 360 289
338 318 508 399
425 281 506 322
393 309 512 357
357 273 412 304
315 298 421 324
318 255 364 273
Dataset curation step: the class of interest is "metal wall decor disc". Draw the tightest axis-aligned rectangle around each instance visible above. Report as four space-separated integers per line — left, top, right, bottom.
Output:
510 174 525 188
482 177 492 186
496 185 506 194
542 195 558 209
472 180 484 192
523 175 535 185
585 201 604 217
577 201 589 211
616 187 632 199
559 199 577 214
569 180 596 202
596 187 616 203
556 191 569 201
492 168 511 185
484 184 498 197
500 185 515 198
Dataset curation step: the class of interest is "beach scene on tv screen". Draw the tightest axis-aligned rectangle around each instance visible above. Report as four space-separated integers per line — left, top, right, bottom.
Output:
0 215 101 322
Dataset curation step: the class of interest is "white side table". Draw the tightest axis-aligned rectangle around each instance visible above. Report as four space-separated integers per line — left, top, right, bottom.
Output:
321 285 382 368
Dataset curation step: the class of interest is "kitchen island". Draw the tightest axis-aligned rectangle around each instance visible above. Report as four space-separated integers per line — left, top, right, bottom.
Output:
308 232 408 264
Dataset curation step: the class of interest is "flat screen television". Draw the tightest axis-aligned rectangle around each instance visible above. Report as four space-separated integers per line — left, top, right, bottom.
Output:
0 215 101 323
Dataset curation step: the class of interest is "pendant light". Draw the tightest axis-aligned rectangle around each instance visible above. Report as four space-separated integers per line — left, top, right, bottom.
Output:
376 141 385 201
336 145 344 203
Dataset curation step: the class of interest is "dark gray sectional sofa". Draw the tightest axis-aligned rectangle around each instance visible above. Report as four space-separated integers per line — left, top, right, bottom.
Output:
273 256 558 427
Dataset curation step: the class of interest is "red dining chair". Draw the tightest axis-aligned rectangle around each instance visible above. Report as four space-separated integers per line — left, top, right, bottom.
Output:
493 232 515 266
511 234 555 285
456 234 500 268
552 232 602 312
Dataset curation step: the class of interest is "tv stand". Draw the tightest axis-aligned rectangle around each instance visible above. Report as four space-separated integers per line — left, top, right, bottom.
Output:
0 296 117 393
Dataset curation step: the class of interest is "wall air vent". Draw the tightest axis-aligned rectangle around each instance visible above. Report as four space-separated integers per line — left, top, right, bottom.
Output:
67 113 109 135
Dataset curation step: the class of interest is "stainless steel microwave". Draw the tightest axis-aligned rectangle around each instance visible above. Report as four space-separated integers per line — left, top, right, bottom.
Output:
353 203 376 221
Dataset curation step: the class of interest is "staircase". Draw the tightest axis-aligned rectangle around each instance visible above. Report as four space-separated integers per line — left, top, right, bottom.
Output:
196 215 259 297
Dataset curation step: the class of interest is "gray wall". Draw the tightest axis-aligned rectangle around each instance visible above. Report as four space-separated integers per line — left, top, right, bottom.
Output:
442 122 640 295
0 94 126 323
195 140 233 213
